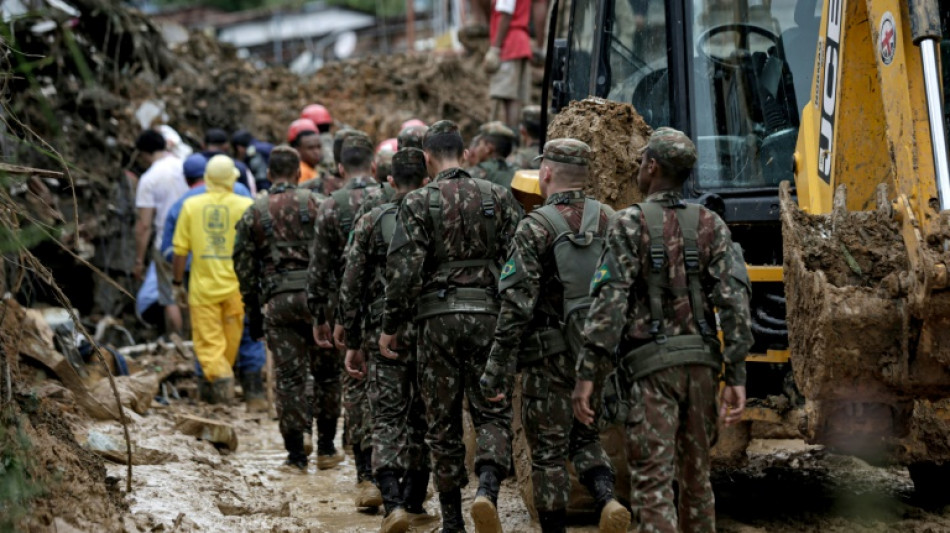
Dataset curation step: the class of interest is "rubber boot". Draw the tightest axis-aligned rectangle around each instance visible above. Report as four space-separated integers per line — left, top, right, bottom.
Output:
438 488 465 533
580 467 631 533
197 377 215 403
241 371 268 413
283 430 308 470
211 377 235 405
378 470 410 533
316 417 342 469
537 509 567 533
471 465 502 533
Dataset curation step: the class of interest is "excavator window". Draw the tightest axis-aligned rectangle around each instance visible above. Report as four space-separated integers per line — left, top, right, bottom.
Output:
690 0 820 191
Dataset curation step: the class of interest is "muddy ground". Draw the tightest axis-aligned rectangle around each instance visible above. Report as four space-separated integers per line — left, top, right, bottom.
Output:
40 396 947 532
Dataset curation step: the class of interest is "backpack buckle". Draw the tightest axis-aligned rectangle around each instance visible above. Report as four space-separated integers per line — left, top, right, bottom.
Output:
650 245 665 271
684 250 700 273
482 200 495 217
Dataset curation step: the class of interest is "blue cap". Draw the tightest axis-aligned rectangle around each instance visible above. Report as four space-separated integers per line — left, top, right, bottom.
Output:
183 154 208 179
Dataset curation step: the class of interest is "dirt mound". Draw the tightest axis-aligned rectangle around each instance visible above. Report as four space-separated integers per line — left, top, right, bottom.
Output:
547 98 652 209
788 207 907 288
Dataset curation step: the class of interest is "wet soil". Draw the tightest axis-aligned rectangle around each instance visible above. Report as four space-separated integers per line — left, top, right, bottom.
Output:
49 399 948 532
546 98 653 210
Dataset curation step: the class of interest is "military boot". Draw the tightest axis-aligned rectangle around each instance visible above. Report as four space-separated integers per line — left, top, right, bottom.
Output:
354 446 382 509
316 417 343 469
580 467 630 533
303 433 314 456
240 371 269 413
377 470 409 533
402 468 431 514
438 488 465 533
470 465 502 533
537 509 567 533
283 430 308 470
210 377 235 405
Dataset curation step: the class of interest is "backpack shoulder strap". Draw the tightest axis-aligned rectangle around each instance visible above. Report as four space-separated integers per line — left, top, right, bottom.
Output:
529 204 572 240
578 198 602 234
672 204 713 337
474 178 497 258
331 188 355 234
252 196 283 269
373 202 399 246
637 202 668 339
426 182 448 264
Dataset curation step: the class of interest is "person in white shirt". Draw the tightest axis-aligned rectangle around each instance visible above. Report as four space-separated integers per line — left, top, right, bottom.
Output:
133 129 188 334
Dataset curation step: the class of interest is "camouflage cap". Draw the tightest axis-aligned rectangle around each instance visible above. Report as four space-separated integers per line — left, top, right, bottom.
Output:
341 131 374 154
532 138 592 166
398 125 428 150
479 121 516 139
642 127 697 171
424 120 461 144
392 147 427 170
521 105 541 126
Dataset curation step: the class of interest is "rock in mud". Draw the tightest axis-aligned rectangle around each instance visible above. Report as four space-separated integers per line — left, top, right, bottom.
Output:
547 97 652 209
175 415 239 451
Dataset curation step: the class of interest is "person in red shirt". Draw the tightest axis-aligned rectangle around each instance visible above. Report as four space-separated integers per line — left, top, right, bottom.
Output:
483 0 533 129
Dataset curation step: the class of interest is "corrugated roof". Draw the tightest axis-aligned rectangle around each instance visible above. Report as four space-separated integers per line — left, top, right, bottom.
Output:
217 8 375 49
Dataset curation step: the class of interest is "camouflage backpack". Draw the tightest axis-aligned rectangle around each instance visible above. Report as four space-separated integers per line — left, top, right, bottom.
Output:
331 182 394 235
524 197 614 357
252 186 316 298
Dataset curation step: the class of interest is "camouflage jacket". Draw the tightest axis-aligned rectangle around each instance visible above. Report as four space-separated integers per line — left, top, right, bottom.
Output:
467 159 516 189
489 190 610 368
233 182 323 302
382 167 522 335
301 168 344 196
353 183 396 222
338 193 407 349
306 175 382 323
509 142 541 170
577 190 753 385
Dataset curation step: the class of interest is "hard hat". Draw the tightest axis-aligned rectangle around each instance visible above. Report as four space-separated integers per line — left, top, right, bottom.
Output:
287 118 318 144
376 138 399 155
301 104 333 126
401 118 426 129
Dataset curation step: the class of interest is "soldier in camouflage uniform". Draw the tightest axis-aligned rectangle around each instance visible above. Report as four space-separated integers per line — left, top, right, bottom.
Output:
467 121 518 189
233 146 343 470
307 132 386 508
378 120 522 533
355 124 428 224
573 128 753 533
340 148 433 533
480 139 630 533
508 105 542 170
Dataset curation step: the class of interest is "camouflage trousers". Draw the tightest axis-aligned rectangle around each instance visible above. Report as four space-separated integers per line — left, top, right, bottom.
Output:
365 324 429 475
625 365 718 533
522 350 612 512
417 313 512 493
265 292 342 443
343 372 372 452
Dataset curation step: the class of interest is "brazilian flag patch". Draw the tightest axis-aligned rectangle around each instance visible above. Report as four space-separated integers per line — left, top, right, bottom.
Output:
591 264 612 291
500 258 517 280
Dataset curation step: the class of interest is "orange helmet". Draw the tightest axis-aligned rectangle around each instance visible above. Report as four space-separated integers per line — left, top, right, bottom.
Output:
301 104 333 126
376 138 399 155
287 118 318 144
401 118 426 129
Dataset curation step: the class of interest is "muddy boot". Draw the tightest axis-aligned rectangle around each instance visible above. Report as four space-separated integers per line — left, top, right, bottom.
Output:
283 430 308 470
197 377 215 403
355 481 384 509
438 488 465 533
537 509 567 533
402 468 431 514
471 465 502 533
580 467 630 533
378 470 409 532
355 445 382 508
241 371 268 413
316 417 342 470
211 377 235 405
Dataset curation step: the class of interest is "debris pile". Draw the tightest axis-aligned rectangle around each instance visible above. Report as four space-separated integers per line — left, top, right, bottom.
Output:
547 97 653 209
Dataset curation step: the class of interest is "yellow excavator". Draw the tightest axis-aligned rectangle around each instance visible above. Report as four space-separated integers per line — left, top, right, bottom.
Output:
512 0 950 503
